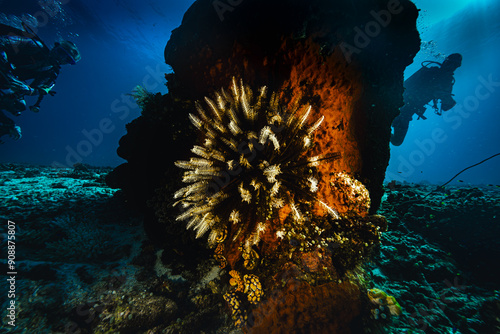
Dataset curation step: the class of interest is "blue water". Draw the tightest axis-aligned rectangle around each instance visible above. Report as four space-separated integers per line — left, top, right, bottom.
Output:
387 0 500 185
0 0 193 168
1 0 499 185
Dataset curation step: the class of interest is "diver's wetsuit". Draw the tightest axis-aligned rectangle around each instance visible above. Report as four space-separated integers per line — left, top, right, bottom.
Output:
391 64 457 146
1 34 60 98
0 23 80 143
0 24 59 142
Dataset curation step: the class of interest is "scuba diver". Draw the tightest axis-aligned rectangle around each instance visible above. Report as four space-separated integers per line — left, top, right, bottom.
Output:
0 23 81 143
391 53 462 146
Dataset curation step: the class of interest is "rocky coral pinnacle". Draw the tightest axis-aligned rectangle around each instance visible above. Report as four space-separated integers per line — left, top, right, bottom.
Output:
174 78 339 249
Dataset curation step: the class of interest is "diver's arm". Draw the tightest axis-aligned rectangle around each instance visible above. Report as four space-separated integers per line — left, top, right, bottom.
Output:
29 67 58 95
27 67 59 112
1 36 42 50
435 74 456 111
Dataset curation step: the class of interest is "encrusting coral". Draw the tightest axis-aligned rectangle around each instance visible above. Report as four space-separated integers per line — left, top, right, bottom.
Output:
367 288 402 318
225 270 264 325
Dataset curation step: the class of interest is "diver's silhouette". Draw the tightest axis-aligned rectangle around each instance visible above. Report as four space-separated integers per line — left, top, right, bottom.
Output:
391 53 462 146
0 23 81 143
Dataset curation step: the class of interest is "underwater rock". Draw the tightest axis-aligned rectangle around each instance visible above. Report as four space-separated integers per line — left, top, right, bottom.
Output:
164 0 420 213
93 294 178 333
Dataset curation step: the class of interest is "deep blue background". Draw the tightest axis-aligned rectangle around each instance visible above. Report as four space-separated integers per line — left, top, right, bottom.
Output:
387 0 500 185
0 0 499 185
0 0 193 168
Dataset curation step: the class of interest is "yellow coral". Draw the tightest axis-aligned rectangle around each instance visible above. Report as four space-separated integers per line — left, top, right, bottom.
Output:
229 270 244 292
224 272 263 327
367 288 388 304
214 243 227 269
223 292 247 327
386 295 402 316
242 248 259 270
243 274 264 304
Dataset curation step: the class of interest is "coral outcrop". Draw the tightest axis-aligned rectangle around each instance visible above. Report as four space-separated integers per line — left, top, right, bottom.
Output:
108 0 421 332
170 77 391 332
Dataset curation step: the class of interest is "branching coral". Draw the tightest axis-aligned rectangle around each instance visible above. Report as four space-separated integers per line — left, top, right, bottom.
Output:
173 78 339 253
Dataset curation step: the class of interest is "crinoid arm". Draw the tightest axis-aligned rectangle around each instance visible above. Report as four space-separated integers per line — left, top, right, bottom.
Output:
174 79 339 247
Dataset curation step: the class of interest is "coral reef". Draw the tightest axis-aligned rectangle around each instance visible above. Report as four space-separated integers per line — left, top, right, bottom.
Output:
370 182 500 334
1 170 498 332
381 183 500 287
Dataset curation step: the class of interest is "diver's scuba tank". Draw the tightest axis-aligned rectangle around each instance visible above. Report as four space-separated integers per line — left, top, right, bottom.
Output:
421 60 442 68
